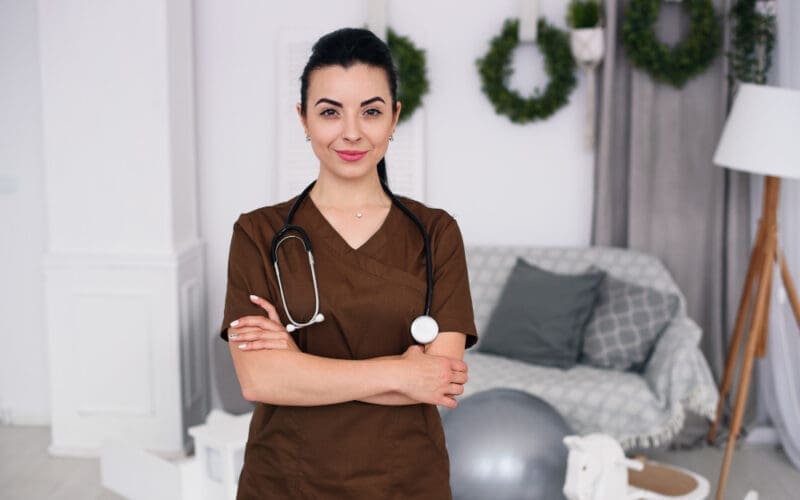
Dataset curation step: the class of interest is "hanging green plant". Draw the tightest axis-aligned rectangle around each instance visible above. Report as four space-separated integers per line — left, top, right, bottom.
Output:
567 0 602 29
728 0 776 86
476 18 577 124
387 28 429 124
621 0 721 88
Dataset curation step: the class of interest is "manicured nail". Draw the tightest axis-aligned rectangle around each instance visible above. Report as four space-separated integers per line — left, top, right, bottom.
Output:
238 343 247 349
230 320 239 327
249 295 259 301
229 333 238 340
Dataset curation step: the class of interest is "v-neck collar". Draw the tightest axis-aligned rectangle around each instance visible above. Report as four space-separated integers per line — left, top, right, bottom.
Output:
301 193 397 255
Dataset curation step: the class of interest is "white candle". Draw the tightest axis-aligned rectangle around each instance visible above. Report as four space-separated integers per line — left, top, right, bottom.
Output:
519 0 539 42
367 0 388 42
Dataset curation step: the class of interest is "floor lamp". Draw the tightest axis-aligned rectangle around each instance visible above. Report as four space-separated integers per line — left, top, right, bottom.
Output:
707 83 800 500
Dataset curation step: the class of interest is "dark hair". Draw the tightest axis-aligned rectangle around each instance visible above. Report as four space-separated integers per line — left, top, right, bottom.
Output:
300 28 398 185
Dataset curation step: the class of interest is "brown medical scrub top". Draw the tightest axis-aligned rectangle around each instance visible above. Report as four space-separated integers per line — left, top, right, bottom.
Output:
219 192 478 499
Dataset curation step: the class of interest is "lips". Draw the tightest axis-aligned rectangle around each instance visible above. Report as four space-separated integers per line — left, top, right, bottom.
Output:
336 150 368 162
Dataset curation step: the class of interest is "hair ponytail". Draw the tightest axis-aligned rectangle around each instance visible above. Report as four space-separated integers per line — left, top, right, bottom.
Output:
377 158 388 186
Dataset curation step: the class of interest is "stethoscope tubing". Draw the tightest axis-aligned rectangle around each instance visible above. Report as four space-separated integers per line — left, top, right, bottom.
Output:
270 179 434 330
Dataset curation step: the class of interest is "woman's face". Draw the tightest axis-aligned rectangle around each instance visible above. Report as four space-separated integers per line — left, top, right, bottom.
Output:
299 63 401 182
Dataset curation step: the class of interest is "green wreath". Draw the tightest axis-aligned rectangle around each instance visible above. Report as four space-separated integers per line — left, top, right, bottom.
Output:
387 28 429 124
622 0 721 88
476 18 577 124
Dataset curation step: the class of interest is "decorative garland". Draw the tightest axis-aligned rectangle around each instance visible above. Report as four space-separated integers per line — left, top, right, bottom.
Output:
728 0 776 86
476 18 577 124
387 28 430 124
621 0 721 88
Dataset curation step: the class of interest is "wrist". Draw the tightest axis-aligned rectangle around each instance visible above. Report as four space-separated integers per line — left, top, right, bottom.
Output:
383 358 407 394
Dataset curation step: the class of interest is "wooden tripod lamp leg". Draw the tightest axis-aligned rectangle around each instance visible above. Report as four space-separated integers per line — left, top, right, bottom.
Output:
708 220 765 443
715 238 776 500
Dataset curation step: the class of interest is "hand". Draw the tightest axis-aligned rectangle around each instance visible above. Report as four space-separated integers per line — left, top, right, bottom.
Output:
228 295 300 352
398 345 469 409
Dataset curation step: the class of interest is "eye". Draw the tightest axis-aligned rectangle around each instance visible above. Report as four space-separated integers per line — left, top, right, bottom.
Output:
363 108 382 117
320 108 339 117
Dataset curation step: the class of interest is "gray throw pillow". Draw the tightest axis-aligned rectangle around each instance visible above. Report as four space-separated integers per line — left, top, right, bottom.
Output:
581 271 679 371
478 258 606 369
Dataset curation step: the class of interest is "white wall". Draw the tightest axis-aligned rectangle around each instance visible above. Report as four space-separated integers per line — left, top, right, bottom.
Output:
0 0 49 424
1 0 594 423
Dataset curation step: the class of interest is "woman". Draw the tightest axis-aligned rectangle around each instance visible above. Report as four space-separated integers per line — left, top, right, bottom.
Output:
220 27 478 499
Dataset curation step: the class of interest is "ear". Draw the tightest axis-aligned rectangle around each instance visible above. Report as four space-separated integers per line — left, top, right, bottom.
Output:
619 458 645 472
391 100 402 130
296 103 308 136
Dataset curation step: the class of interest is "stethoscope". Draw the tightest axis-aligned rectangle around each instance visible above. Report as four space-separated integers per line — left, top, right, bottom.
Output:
270 180 439 344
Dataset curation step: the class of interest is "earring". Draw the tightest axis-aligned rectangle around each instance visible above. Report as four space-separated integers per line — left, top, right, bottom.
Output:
305 135 310 142
389 135 394 142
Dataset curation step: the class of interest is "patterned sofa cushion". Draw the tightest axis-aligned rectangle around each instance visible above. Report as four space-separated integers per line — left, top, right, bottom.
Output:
581 273 680 371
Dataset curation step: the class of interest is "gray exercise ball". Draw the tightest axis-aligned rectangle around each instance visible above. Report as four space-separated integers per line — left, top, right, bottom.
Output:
443 389 572 500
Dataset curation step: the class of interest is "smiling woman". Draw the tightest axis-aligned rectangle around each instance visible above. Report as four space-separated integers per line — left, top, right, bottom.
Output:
300 63 398 187
219 27 479 499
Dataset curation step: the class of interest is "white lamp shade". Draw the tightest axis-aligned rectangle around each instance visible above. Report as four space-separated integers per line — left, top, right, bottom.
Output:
713 83 800 180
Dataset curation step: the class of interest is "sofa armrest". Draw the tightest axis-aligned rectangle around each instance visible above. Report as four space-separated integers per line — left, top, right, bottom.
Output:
642 316 718 420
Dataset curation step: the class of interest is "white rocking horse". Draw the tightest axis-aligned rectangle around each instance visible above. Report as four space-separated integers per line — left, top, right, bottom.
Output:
562 433 750 500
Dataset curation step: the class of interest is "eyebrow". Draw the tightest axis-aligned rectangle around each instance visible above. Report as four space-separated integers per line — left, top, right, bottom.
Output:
314 96 386 107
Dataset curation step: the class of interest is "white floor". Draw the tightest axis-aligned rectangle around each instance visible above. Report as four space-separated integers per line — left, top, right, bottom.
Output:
2 425 800 499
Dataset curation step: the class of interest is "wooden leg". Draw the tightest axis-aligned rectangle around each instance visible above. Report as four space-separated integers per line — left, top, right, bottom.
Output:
757 254 775 358
708 220 765 443
715 237 777 500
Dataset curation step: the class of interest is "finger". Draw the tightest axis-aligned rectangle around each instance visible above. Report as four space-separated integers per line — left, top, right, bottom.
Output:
230 316 286 332
230 323 286 337
249 295 282 323
228 326 282 342
450 359 468 372
451 371 468 384
229 315 266 329
230 330 293 343
448 383 464 395
438 396 457 409
237 339 290 351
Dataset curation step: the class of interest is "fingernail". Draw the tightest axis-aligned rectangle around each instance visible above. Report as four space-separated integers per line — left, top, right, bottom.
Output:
249 295 259 301
230 320 239 327
238 343 247 350
229 333 238 340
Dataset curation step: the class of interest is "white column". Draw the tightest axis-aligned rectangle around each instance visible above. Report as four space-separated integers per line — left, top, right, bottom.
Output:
38 0 209 457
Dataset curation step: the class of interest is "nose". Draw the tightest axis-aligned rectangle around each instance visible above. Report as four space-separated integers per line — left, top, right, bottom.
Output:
342 114 361 143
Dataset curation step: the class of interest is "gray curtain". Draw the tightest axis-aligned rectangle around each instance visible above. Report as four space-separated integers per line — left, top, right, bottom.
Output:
591 0 753 431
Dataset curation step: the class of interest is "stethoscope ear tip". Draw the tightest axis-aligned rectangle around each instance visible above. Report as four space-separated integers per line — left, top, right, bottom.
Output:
286 324 296 333
315 313 325 323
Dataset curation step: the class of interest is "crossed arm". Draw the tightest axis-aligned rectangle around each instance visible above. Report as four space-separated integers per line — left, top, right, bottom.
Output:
227 295 469 408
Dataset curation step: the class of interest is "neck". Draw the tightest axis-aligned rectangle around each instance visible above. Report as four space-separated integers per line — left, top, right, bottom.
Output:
310 169 390 209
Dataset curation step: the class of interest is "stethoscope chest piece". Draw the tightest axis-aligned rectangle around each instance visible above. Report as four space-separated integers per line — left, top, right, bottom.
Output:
411 315 439 344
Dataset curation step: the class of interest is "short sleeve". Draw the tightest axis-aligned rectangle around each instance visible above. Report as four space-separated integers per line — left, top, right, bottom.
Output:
430 217 478 349
219 216 273 342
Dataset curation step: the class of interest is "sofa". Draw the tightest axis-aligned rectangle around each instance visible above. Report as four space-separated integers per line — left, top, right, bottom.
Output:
445 246 719 450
